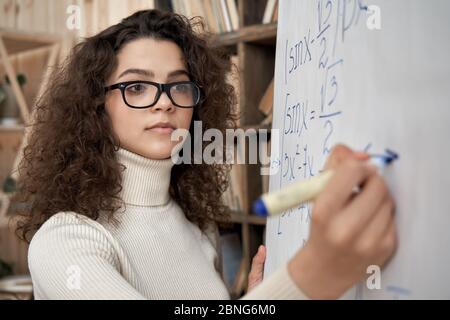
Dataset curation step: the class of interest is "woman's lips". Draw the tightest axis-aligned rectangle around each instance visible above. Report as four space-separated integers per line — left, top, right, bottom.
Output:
146 126 175 134
145 122 176 134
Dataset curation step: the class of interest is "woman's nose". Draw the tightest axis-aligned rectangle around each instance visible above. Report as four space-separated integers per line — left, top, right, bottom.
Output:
151 91 174 112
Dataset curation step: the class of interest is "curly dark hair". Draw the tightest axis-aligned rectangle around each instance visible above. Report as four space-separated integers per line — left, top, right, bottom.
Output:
14 9 238 242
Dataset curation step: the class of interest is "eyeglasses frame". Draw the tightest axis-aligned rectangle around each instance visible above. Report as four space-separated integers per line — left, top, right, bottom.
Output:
104 80 203 109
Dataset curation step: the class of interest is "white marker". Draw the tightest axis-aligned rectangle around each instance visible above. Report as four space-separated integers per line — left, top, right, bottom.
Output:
253 153 398 217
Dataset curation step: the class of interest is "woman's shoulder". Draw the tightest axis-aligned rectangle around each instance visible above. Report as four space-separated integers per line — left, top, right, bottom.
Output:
29 211 120 264
27 212 133 299
34 211 98 227
31 211 110 242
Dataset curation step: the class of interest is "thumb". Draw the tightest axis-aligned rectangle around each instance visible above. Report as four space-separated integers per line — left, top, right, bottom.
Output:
249 245 266 279
253 245 266 266
325 144 369 170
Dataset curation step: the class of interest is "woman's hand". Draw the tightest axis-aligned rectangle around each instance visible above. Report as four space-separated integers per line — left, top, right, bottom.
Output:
247 245 266 292
288 145 397 299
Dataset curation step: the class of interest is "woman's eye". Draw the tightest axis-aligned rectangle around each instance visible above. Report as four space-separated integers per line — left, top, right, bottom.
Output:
174 84 189 93
126 84 146 94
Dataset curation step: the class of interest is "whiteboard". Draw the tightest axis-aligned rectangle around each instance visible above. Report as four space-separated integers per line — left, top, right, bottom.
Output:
264 0 450 299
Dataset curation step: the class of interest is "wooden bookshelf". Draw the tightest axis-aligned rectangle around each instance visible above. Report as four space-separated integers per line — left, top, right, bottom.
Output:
226 210 267 226
0 28 62 186
0 29 62 275
240 123 272 132
208 0 277 298
233 213 266 226
211 22 277 47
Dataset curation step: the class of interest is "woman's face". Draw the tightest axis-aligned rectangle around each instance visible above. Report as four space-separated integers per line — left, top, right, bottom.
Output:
105 38 194 160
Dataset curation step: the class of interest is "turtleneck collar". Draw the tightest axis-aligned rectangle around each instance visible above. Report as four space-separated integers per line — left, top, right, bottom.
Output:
116 148 175 206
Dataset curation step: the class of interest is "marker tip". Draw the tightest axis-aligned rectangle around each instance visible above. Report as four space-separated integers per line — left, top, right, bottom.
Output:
253 199 268 217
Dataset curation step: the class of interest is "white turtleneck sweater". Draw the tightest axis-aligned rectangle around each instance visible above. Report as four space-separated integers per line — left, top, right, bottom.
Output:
28 148 308 300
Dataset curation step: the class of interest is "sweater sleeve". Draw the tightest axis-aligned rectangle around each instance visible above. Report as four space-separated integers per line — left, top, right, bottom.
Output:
28 212 145 300
203 223 224 279
239 263 310 300
207 222 308 300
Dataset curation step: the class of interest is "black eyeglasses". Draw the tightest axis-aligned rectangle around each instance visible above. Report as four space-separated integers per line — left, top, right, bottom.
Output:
104 80 202 109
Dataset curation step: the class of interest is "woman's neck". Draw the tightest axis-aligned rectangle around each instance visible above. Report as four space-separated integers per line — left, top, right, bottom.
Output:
116 148 175 206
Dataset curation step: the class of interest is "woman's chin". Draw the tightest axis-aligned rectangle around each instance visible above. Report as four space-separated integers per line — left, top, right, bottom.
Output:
139 145 174 160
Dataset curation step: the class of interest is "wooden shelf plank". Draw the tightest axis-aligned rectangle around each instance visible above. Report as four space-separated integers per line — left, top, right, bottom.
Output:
0 37 30 123
240 123 271 132
211 23 277 47
0 124 25 132
2 37 49 55
0 28 61 55
227 210 266 225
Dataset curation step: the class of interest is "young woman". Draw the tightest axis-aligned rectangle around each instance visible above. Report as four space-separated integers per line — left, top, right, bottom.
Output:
15 10 396 299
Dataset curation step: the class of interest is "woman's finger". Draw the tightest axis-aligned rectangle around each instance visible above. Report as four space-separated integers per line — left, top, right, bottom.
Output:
251 245 266 273
353 197 394 255
248 245 266 291
324 144 370 170
324 144 355 170
374 218 398 267
314 161 377 222
339 173 389 234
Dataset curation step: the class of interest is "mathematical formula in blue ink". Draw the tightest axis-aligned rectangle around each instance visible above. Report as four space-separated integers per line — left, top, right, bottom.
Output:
276 0 368 244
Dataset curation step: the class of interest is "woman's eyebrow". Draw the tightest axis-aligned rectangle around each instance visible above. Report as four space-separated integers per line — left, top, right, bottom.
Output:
117 68 189 80
118 68 154 79
167 69 190 79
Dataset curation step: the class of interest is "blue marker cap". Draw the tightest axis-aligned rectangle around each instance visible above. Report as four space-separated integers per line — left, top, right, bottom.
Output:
253 198 268 217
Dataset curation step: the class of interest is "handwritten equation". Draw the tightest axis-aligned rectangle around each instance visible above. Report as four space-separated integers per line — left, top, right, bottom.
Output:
271 0 369 243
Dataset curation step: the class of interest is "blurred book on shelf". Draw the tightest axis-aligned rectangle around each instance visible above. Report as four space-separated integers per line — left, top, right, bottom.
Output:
258 78 274 115
222 162 244 213
258 78 274 126
262 0 278 24
171 0 239 34
227 55 241 127
260 138 271 195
